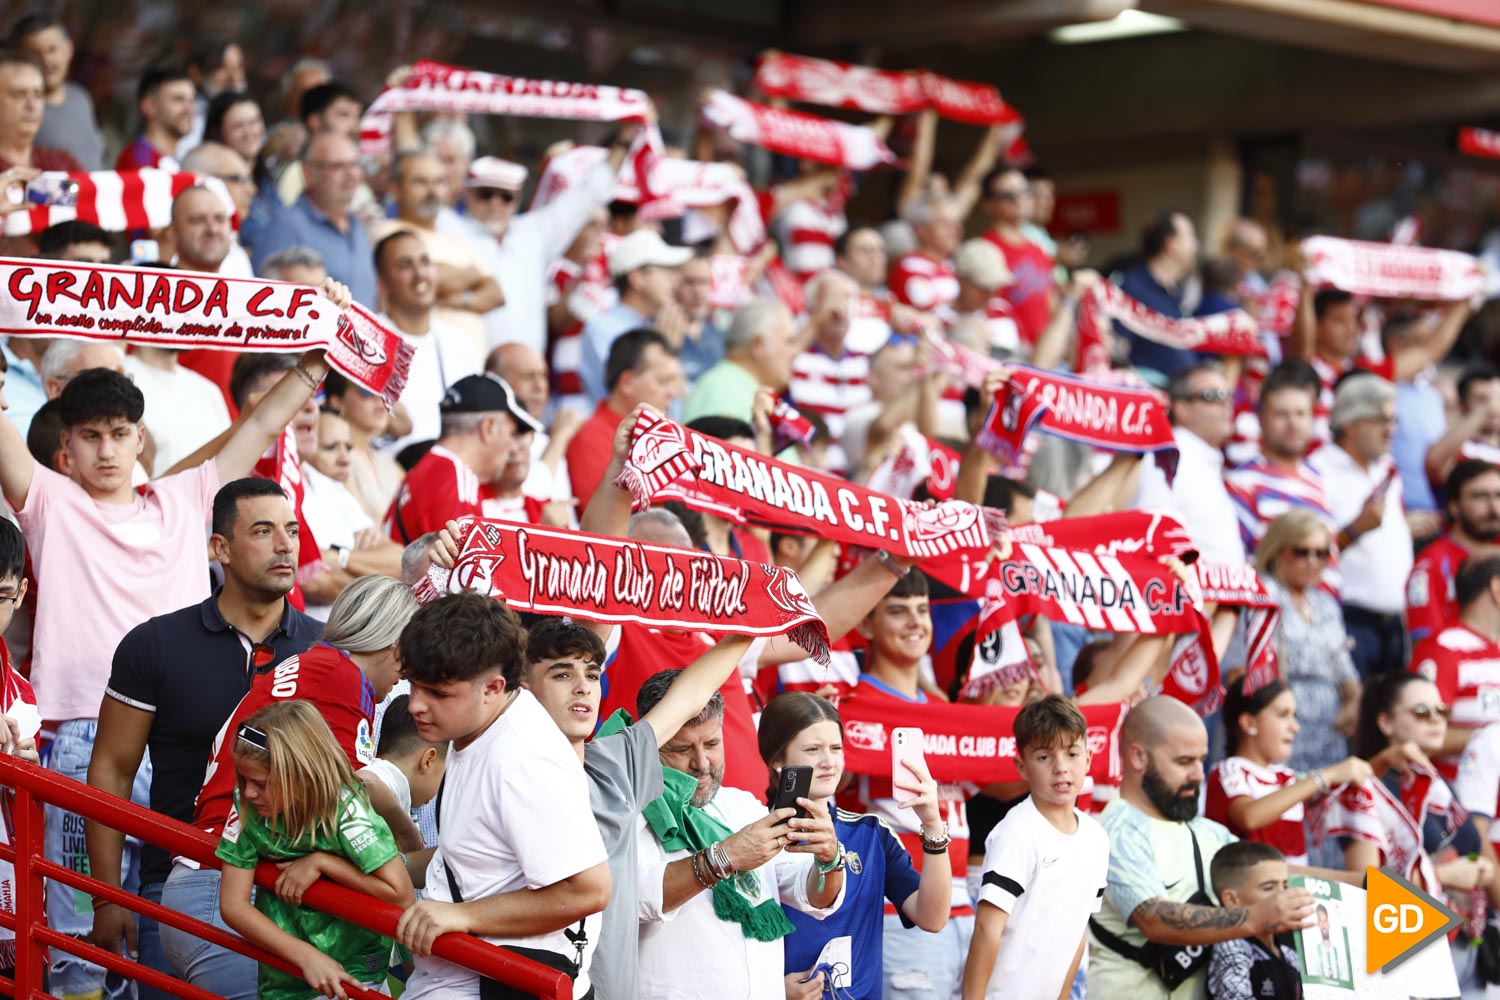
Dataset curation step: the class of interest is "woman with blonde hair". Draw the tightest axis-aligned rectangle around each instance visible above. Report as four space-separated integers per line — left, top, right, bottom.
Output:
1255 509 1361 783
218 700 413 1000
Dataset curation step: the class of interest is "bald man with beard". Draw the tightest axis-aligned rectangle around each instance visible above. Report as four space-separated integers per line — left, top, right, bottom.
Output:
1087 697 1317 999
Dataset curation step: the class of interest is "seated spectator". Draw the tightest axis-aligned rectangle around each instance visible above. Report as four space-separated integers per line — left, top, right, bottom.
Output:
1205 842 1303 1000
10 14 101 169
116 65 194 171
634 667 845 1000
322 371 405 524
579 230 691 404
1407 460 1500 645
1088 697 1315 999
177 144 255 278
395 592 612 1000
270 81 365 209
0 47 83 172
683 299 796 424
479 413 550 526
566 328 683 504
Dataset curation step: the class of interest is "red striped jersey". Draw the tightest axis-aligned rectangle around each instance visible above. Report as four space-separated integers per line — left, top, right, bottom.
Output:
789 344 871 475
775 197 846 281
1204 756 1307 864
1223 457 1334 554
889 253 959 313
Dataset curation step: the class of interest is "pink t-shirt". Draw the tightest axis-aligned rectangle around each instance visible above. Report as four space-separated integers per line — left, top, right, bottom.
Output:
15 461 219 722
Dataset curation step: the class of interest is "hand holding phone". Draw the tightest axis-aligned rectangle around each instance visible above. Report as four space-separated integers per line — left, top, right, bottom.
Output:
892 727 925 805
771 765 813 820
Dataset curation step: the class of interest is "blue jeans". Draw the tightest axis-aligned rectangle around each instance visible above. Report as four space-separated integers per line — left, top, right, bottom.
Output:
881 912 973 999
43 720 152 1000
159 863 256 1000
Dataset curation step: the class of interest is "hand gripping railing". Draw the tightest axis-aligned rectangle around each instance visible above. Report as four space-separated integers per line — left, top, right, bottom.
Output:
0 754 570 1000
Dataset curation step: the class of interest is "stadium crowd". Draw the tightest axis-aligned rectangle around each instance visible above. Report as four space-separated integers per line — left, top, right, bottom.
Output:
0 11 1496 1000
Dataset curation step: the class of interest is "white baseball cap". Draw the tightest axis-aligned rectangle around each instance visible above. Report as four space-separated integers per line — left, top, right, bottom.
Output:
466 156 528 192
607 229 693 279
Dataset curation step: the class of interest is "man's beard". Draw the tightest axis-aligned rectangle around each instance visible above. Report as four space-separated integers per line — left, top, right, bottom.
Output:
1142 759 1199 822
1460 514 1500 540
689 765 725 808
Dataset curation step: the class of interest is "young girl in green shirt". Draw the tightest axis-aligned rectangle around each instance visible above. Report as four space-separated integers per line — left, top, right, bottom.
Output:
217 700 414 1000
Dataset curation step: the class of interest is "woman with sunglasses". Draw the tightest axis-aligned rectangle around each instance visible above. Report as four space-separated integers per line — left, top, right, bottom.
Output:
1256 511 1360 776
1321 671 1498 993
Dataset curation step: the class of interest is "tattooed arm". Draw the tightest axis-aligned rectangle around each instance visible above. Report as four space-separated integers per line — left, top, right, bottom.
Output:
1129 886 1316 947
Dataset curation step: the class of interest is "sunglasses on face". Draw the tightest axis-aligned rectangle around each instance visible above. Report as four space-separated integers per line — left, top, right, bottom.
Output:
1174 388 1232 404
989 188 1029 201
1405 703 1450 720
470 188 516 204
1289 546 1332 561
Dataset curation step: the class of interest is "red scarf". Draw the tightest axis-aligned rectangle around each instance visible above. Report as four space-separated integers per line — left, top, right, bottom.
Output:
1074 282 1265 366
978 366 1179 481
615 411 1002 561
753 52 1024 128
839 693 1128 785
769 395 816 450
1189 561 1281 695
1008 510 1196 560
700 90 896 171
1302 235 1488 301
360 60 651 153
0 258 413 405
412 518 831 664
2 168 234 236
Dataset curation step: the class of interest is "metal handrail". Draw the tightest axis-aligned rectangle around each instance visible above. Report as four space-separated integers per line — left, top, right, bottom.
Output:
0 754 570 1000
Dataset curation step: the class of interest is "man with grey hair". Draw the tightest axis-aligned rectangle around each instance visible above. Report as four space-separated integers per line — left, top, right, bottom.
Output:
890 194 962 314
790 269 867 475
257 246 327 286
683 298 797 423
422 118 476 212
371 150 502 352
1310 373 1412 676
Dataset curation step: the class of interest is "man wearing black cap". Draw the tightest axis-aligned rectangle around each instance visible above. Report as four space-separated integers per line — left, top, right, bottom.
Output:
385 374 542 544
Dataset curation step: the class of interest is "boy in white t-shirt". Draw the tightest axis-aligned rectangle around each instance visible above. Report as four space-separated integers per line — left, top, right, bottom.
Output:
962 695 1110 1000
359 694 445 870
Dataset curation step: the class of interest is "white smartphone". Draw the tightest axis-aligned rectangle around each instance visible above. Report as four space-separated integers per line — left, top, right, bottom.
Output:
891 727 925 804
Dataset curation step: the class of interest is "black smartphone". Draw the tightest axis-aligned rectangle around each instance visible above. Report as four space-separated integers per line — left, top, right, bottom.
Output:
771 765 813 821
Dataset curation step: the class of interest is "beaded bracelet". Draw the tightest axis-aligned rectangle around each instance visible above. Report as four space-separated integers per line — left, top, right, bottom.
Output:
690 850 716 889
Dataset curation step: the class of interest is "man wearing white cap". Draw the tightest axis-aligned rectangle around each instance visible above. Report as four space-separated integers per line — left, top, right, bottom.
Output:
463 132 639 357
579 230 693 405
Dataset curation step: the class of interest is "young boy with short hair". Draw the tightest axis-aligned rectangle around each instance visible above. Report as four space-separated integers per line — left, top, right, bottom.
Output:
1206 841 1303 999
360 695 445 865
962 695 1110 1000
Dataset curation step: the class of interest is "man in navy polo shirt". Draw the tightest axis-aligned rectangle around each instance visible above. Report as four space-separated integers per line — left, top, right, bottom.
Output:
1113 209 1202 384
84 478 321 992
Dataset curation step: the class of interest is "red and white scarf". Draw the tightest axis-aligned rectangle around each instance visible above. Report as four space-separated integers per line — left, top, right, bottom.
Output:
412 518 830 663
977 366 1180 481
1075 282 1266 366
752 52 1025 128
700 90 896 171
0 259 414 405
1309 768 1459 901
1007 510 1196 561
769 395 816 451
1459 127 1500 161
839 694 1128 786
530 141 767 254
1189 561 1280 695
1302 235 1490 301
615 411 1001 561
359 60 652 154
0 642 37 967
3 168 234 236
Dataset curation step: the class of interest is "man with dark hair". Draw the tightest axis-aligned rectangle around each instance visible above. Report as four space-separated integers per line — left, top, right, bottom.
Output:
386 374 542 544
115 65 195 171
86 478 319 994
297 81 362 138
1410 553 1500 781
834 225 897 353
1427 364 1500 486
633 664 844 1000
566 327 683 503
0 46 82 173
1225 359 1335 553
0 293 341 996
396 592 612 1000
1408 460 1500 644
523 617 752 1000
1110 209 1201 382
10 14 101 169
579 229 692 403
36 218 110 261
1090 697 1315 998
268 81 368 219
979 163 1055 348
253 131 377 305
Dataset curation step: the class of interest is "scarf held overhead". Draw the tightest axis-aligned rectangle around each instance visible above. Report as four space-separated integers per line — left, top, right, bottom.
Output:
412 517 831 664
359 60 652 153
839 694 1127 785
1073 281 1266 368
615 410 1002 562
700 90 896 171
3 168 235 236
0 259 412 405
1302 236 1490 301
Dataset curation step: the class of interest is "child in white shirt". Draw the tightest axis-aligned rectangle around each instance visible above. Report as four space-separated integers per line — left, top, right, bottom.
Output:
359 694 445 876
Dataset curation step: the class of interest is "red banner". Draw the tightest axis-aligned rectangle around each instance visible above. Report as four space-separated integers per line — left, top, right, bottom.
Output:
839 694 1128 785
700 90 896 171
753 52 1023 127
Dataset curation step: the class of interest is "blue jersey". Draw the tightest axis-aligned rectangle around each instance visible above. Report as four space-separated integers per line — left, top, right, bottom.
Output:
783 808 923 999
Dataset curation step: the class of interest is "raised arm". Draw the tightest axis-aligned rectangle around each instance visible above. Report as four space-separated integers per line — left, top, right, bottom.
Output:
952 124 1006 219
758 552 912 666
1391 299 1473 383
0 403 34 510
1075 634 1169 705
639 636 754 746
214 350 329 482
895 109 938 221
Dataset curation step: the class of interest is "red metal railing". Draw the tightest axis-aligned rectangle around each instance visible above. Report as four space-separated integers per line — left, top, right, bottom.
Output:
0 754 570 1000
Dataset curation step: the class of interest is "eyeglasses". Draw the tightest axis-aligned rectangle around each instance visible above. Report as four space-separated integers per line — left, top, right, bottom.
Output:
0 592 20 608
1405 703 1450 720
470 188 516 203
1174 388 1232 404
1289 546 1332 561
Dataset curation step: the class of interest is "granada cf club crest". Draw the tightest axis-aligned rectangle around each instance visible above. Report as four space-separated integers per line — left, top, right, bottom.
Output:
844 719 888 752
635 421 689 473
765 568 818 618
335 315 388 367
907 500 978 542
450 522 506 595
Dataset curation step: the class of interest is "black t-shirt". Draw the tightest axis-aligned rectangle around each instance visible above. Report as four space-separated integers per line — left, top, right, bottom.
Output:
105 592 321 884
